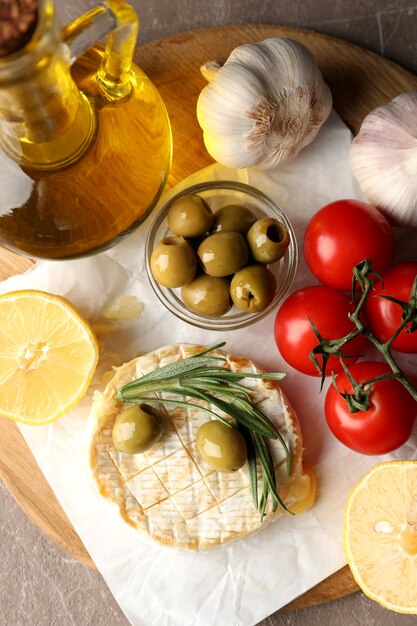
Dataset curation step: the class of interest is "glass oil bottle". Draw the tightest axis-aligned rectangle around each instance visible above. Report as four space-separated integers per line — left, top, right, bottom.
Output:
0 0 172 259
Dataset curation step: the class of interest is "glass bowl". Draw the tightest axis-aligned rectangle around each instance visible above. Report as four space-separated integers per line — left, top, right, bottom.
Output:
145 180 298 331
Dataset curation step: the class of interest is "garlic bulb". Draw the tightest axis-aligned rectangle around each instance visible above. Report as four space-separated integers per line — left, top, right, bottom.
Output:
196 38 332 170
350 92 417 227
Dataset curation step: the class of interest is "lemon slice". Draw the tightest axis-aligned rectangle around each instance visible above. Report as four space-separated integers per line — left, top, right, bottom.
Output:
344 461 417 614
0 290 98 425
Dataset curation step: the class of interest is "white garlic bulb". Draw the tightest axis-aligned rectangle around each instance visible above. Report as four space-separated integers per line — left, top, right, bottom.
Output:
350 92 417 227
196 38 332 170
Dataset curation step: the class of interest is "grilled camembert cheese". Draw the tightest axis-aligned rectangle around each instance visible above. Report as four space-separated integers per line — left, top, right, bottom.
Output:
89 344 311 549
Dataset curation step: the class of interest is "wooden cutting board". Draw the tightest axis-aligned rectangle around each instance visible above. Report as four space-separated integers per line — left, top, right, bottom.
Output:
1 24 416 612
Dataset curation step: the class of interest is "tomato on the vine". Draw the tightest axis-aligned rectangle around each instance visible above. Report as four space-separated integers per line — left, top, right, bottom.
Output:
274 285 368 376
303 199 395 291
364 262 417 353
325 361 417 455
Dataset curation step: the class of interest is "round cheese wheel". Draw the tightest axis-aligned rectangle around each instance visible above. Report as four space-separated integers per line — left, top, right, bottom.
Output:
89 344 310 550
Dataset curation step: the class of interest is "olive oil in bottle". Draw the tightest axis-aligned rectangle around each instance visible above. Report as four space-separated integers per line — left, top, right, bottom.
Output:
0 0 172 259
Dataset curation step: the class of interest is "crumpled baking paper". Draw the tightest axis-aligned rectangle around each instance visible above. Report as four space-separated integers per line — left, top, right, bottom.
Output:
2 110 417 626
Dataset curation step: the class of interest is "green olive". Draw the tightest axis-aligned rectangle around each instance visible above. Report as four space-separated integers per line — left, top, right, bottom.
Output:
246 218 290 264
167 194 214 237
197 231 249 277
230 264 277 312
112 404 164 454
212 204 255 234
150 236 197 287
196 420 247 472
181 274 232 316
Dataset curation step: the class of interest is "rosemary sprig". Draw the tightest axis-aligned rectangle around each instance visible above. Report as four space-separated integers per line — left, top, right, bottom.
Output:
115 343 291 518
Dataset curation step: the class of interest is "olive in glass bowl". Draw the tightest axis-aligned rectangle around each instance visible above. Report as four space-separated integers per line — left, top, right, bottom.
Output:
150 236 197 287
212 204 255 234
145 180 298 331
197 231 249 277
247 218 290 264
181 275 232 316
230 265 277 312
167 194 214 237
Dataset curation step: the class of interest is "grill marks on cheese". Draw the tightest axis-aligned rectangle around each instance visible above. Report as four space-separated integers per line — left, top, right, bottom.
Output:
89 344 304 549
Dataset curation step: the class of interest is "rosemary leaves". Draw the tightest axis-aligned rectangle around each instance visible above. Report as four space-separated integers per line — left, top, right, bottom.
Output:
115 342 292 518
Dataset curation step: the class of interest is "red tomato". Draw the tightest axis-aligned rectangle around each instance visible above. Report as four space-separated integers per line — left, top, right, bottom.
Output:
274 285 368 376
364 262 417 353
325 361 416 454
304 199 395 291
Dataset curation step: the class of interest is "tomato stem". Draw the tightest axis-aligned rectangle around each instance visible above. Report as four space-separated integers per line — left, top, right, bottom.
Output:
333 363 372 413
310 260 417 410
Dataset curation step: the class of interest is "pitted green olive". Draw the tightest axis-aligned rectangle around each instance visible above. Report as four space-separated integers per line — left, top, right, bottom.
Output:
150 236 197 287
230 264 277 312
212 204 255 234
167 194 214 237
112 404 164 454
246 218 290 264
196 420 247 472
197 231 249 277
181 274 232 316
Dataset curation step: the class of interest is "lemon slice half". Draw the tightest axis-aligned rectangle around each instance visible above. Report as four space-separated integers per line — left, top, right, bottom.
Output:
344 461 417 614
0 290 98 425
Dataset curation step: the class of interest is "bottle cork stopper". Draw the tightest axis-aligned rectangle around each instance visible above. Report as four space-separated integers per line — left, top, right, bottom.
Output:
0 0 38 57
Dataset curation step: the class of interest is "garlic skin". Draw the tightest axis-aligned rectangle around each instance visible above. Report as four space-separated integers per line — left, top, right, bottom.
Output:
349 92 417 227
196 38 332 170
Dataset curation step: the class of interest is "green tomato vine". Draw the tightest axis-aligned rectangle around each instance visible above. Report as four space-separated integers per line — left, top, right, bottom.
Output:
309 259 417 411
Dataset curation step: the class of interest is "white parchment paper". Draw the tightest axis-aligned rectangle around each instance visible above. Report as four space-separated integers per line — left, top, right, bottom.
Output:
2 110 417 626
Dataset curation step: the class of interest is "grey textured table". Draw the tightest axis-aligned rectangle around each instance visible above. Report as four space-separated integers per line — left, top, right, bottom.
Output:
1 1 417 625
